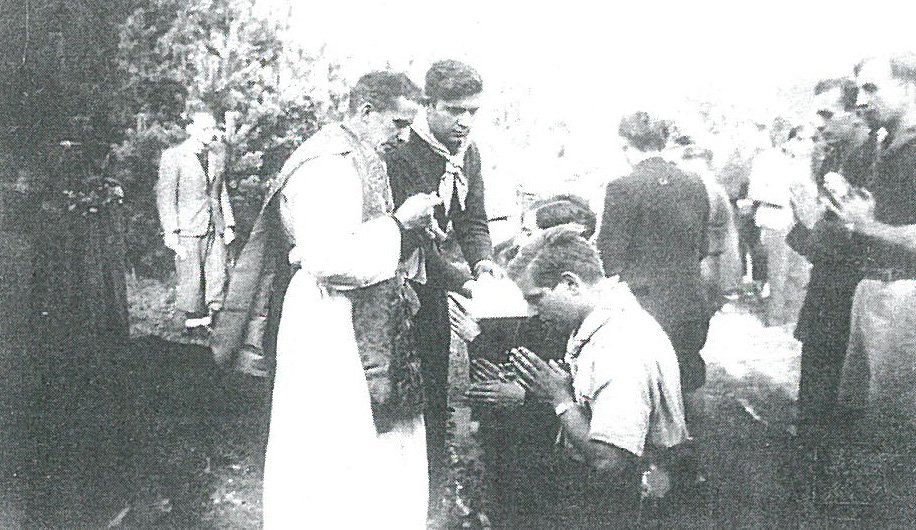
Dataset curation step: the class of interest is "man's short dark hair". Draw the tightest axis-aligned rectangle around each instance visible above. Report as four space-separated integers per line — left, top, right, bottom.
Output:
618 111 669 152
425 60 483 102
507 225 604 289
854 53 916 84
530 194 598 239
814 78 858 111
349 71 422 114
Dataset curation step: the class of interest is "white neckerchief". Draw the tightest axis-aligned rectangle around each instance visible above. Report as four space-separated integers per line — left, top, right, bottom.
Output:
410 108 470 215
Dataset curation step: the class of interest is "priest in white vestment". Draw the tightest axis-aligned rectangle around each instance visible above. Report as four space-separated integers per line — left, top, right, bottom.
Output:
260 71 436 529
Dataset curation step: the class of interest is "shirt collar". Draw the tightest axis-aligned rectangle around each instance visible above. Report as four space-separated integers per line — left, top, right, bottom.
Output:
566 277 629 357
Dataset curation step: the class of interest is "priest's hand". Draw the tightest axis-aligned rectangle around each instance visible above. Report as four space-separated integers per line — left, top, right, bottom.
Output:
474 259 506 280
394 193 443 231
223 226 236 245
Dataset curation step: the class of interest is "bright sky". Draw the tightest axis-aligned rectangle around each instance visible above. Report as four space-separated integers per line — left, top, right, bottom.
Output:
263 0 914 109
255 0 916 228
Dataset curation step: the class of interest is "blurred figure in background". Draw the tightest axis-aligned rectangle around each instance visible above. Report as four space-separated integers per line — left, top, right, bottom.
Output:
156 110 235 335
747 121 815 326
668 134 742 313
719 121 769 293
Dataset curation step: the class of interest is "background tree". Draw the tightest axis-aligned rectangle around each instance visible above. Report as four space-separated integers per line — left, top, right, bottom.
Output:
111 0 344 277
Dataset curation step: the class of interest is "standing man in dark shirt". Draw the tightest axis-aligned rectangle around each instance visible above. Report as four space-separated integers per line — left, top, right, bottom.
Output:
386 59 503 515
837 54 916 440
597 111 710 431
791 78 874 441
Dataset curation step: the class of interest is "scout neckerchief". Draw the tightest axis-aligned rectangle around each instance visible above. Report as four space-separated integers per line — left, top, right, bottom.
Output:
410 107 470 216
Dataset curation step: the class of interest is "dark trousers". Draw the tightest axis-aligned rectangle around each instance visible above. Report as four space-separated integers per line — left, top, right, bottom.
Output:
798 339 847 432
735 205 766 282
661 319 710 394
411 282 451 512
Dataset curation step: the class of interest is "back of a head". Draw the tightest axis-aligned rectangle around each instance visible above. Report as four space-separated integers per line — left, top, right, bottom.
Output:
508 225 604 289
618 111 669 152
425 60 483 103
349 71 422 114
530 194 598 239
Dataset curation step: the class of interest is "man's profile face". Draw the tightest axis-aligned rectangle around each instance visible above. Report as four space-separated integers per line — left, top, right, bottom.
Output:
813 87 862 144
426 93 482 151
515 269 581 331
856 59 909 130
364 96 420 150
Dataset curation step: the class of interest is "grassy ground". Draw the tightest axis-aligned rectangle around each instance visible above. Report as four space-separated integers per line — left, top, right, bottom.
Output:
25 276 916 528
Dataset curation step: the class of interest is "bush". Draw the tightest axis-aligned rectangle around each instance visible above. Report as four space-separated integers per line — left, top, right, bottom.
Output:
111 0 342 277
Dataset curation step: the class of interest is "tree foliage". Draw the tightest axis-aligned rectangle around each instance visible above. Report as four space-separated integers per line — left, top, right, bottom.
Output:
112 0 344 277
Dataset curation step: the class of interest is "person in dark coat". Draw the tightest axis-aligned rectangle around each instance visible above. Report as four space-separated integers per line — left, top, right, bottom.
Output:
596 111 711 430
385 59 503 514
789 78 874 441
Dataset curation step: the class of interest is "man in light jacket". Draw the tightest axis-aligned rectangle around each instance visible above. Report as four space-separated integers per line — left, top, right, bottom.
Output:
156 110 235 332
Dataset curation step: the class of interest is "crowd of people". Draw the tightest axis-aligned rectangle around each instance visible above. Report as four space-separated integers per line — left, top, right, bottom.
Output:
151 54 916 528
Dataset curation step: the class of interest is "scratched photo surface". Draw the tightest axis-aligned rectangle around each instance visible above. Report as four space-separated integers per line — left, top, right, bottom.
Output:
3 2 916 528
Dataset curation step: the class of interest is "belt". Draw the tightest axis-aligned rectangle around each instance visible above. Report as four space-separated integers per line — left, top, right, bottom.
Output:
863 267 916 282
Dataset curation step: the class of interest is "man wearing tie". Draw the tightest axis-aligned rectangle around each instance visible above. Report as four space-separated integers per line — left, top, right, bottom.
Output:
156 110 235 333
386 60 503 515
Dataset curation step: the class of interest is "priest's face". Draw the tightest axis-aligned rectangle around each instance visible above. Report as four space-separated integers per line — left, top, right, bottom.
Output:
426 93 482 152
363 97 420 150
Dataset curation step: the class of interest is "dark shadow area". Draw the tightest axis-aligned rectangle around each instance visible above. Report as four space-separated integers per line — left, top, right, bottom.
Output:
25 334 271 529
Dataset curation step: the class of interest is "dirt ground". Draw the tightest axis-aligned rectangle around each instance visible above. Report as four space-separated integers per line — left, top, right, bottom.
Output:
21 279 916 529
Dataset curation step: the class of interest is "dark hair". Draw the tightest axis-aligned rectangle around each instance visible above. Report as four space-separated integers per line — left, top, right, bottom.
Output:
507 225 604 289
813 78 858 112
618 111 669 152
349 71 422 114
854 53 916 84
530 194 597 239
425 60 483 102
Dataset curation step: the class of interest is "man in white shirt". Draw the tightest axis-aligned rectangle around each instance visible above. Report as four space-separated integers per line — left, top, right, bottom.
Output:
508 225 690 526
